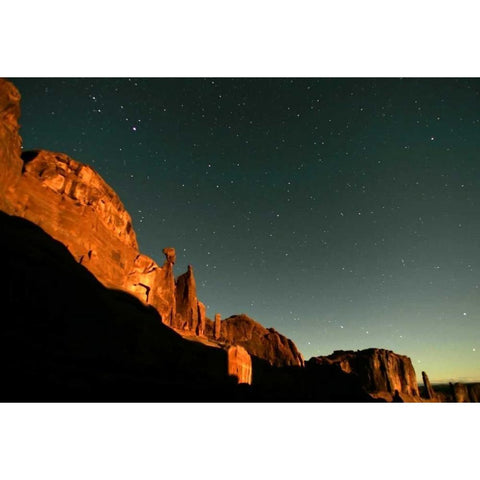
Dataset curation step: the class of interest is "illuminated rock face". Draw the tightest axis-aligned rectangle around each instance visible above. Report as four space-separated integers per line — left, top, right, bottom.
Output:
309 348 419 398
219 314 305 367
197 301 206 337
0 79 180 324
0 79 306 371
175 265 199 331
214 313 222 340
0 147 178 324
227 345 252 384
0 79 23 210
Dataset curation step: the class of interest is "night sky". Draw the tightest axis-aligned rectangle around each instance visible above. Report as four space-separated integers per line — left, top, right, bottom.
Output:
11 77 480 383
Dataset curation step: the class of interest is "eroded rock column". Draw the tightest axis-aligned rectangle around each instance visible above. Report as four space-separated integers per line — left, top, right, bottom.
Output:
214 313 221 340
422 371 436 400
197 301 206 337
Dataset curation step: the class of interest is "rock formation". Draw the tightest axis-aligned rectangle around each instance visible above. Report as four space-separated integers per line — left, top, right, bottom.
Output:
422 370 437 400
309 348 419 400
214 313 222 340
1 145 183 324
0 79 306 379
175 265 200 331
217 314 304 367
227 345 252 384
197 301 206 337
450 382 480 402
0 79 191 327
0 78 23 209
4 78 473 403
162 247 176 265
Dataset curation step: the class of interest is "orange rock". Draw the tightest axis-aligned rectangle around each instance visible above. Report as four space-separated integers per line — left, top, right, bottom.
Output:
214 313 222 340
197 301 206 337
0 79 23 209
309 348 420 398
219 314 304 367
227 345 252 384
2 148 177 324
0 79 307 368
175 265 199 331
162 247 176 264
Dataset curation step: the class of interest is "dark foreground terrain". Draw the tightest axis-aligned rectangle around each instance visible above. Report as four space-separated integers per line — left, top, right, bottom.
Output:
0 211 377 402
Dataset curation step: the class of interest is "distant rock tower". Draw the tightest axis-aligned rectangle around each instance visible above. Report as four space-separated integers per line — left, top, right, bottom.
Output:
196 301 206 337
214 313 221 340
422 371 436 400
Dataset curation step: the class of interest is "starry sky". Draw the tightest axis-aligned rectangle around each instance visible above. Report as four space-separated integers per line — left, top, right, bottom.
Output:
10 77 480 383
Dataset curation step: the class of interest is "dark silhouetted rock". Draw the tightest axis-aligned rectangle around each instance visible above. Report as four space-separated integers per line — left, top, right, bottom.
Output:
218 314 304 367
468 383 480 402
451 382 470 402
309 348 419 400
0 211 245 401
227 345 252 384
422 371 437 400
249 357 379 402
450 382 480 402
0 212 381 401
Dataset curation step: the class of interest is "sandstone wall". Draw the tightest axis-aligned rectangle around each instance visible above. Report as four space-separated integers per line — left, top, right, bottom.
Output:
0 79 306 372
0 80 183 324
0 79 23 210
1 147 177 323
227 345 252 384
309 348 419 398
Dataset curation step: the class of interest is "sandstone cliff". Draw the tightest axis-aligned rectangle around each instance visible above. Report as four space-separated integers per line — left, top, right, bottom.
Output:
0 211 250 401
0 79 23 210
308 348 420 400
0 79 306 374
2 148 179 325
216 314 304 367
0 79 186 325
